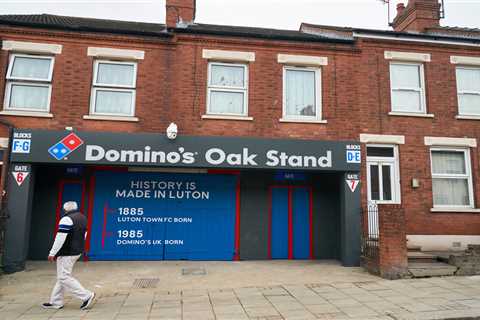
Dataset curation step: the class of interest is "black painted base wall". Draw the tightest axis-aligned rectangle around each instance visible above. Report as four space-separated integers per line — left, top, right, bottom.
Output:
28 165 88 260
239 171 341 260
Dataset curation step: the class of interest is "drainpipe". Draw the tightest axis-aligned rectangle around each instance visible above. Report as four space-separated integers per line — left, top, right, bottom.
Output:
0 118 15 266
0 118 14 208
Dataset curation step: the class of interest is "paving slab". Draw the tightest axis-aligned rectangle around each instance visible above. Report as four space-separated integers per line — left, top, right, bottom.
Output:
2 261 480 319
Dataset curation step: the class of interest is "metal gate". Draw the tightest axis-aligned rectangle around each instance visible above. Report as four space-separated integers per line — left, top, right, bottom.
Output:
362 201 379 260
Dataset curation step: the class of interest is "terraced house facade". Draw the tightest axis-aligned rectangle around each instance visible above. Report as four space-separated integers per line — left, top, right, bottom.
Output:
0 0 479 278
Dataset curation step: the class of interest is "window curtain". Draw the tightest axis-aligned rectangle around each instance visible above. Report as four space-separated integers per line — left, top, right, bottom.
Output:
285 69 316 117
431 151 469 206
97 63 135 87
390 64 421 112
431 151 465 174
9 84 49 110
209 91 244 114
11 57 51 80
432 179 469 206
457 68 480 92
210 65 244 88
457 68 480 115
95 90 133 115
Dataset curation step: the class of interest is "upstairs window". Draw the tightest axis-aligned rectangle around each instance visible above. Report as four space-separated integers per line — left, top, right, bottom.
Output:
283 67 322 121
90 60 137 116
430 148 474 208
4 54 54 112
389 62 426 114
207 62 248 116
456 67 480 116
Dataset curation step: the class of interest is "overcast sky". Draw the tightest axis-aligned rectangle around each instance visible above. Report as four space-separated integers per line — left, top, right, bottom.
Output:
1 0 479 31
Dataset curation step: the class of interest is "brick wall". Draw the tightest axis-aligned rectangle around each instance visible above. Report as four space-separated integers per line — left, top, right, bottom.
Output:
1 24 480 239
378 204 409 279
357 38 480 238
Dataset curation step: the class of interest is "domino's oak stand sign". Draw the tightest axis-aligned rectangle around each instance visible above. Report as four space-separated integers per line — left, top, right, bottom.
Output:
9 129 362 172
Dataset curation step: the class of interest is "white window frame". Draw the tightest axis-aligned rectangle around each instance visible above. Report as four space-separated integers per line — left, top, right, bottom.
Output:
4 82 52 113
430 147 475 209
90 59 137 117
366 144 401 204
6 53 54 81
206 62 248 117
282 66 322 121
389 61 427 114
455 66 480 116
3 53 54 112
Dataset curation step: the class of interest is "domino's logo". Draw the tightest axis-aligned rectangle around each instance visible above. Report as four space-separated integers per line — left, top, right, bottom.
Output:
48 133 84 160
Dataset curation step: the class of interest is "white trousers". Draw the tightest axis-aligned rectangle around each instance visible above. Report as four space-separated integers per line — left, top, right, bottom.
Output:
50 255 92 305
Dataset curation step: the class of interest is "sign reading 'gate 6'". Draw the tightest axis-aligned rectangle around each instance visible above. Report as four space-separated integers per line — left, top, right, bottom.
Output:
10 130 361 171
11 164 30 187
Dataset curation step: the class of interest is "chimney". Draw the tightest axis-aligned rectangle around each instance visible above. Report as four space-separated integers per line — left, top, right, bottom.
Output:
166 0 196 28
396 3 406 16
391 0 441 33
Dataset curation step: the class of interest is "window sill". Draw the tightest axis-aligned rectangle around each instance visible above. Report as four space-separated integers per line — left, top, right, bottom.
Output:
370 201 401 205
0 110 53 118
456 115 480 121
202 114 253 121
279 118 327 124
83 115 139 122
430 207 480 213
388 112 434 118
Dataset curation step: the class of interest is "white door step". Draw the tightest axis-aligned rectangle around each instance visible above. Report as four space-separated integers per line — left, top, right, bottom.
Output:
408 262 458 278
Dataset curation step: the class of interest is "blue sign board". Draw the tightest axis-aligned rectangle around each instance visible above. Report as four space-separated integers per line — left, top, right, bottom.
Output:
88 171 237 261
12 138 31 154
346 150 361 163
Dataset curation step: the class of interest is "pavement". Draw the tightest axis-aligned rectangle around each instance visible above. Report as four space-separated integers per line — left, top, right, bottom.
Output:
1 260 480 320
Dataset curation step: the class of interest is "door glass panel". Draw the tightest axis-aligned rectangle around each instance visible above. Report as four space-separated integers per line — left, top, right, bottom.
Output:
369 164 380 201
382 165 392 201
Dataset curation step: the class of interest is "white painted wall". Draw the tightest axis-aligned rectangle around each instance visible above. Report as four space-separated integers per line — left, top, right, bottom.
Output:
407 235 480 251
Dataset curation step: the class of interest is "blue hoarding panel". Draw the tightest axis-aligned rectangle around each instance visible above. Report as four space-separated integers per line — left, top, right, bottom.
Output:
88 171 237 261
271 188 289 259
293 188 310 259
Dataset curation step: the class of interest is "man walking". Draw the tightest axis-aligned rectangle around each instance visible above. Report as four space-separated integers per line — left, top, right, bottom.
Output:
42 201 95 310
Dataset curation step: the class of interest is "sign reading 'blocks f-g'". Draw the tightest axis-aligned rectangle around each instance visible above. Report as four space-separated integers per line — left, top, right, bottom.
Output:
12 139 31 154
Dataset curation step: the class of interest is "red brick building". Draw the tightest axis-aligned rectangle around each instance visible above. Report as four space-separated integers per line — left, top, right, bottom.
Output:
0 0 479 276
